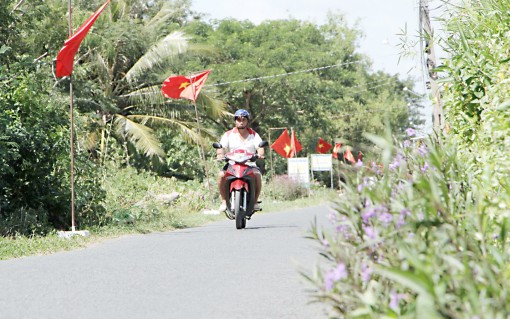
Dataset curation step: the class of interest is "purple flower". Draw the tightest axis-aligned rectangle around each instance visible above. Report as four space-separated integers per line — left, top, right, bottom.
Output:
397 209 411 227
370 162 383 175
363 225 377 240
324 263 348 291
322 239 329 247
421 162 429 173
389 153 405 171
403 140 411 148
378 212 393 226
417 144 428 156
362 206 377 224
389 290 406 310
406 128 416 137
360 263 372 283
355 160 363 167
335 224 351 239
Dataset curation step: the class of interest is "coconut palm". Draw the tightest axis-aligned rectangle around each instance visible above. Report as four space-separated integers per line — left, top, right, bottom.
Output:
71 0 224 164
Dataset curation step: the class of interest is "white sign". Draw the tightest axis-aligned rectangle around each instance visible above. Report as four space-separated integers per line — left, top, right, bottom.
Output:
310 154 333 171
287 157 310 185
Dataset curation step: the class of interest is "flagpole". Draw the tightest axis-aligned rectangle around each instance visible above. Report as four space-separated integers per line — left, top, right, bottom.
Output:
68 0 76 232
291 127 296 158
189 74 213 204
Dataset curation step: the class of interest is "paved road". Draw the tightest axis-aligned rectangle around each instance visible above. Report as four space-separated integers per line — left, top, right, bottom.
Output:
0 205 334 319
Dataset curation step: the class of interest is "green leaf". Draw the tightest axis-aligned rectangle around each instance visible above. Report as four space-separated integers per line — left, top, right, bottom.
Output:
416 293 440 319
375 266 435 298
496 100 510 110
0 45 10 54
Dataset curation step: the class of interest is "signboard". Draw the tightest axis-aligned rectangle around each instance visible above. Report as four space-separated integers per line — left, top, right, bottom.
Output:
288 157 310 186
310 154 333 188
310 154 333 171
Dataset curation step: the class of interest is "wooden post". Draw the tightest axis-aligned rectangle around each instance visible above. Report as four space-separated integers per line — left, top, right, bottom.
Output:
189 74 213 204
420 0 443 130
68 0 76 232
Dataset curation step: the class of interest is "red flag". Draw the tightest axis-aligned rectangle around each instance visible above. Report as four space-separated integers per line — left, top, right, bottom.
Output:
55 0 110 78
290 129 302 157
271 129 293 158
271 129 302 158
332 143 342 159
344 149 356 164
357 150 363 162
315 137 331 154
161 70 211 102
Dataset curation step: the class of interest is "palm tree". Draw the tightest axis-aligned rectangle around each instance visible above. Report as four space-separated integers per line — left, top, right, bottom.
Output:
72 0 225 164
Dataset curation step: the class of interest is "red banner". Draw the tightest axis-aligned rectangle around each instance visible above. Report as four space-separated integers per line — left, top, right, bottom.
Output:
332 143 342 159
271 129 302 158
161 70 211 102
56 0 111 77
315 137 331 154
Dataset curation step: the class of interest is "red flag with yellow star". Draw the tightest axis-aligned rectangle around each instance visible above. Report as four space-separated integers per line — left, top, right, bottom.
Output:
315 137 332 154
161 70 211 102
271 129 302 158
332 143 342 159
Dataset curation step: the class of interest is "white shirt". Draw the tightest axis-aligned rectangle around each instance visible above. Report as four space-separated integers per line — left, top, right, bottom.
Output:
220 127 262 154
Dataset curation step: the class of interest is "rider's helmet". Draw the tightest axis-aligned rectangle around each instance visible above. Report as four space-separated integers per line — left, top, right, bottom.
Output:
234 109 250 120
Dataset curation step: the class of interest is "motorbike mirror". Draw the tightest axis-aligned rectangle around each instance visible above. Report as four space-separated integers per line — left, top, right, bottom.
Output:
212 142 223 149
259 141 269 148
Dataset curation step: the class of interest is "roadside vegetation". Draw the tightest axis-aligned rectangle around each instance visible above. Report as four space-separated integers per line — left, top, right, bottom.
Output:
0 170 336 260
306 0 510 317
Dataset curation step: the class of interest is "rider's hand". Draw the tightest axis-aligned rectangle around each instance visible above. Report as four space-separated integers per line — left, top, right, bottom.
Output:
216 155 224 161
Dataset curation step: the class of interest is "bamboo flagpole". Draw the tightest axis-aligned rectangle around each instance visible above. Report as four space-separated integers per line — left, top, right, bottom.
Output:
56 0 113 237
68 0 76 232
189 74 213 201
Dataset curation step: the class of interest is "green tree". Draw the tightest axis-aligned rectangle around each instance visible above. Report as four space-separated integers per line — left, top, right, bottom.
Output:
51 0 224 169
183 16 417 173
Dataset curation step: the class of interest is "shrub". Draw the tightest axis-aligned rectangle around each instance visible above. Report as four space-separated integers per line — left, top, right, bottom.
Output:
263 174 308 201
305 130 510 318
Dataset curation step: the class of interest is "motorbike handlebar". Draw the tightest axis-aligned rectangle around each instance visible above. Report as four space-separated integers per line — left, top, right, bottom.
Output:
217 154 263 162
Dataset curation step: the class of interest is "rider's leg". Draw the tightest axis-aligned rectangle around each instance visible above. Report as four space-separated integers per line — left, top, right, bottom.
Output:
254 170 262 203
218 170 227 209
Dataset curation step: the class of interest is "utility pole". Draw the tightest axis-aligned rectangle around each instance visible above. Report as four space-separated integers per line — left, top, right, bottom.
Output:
419 0 444 130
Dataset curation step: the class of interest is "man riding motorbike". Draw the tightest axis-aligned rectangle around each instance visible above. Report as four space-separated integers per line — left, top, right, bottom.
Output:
217 109 265 212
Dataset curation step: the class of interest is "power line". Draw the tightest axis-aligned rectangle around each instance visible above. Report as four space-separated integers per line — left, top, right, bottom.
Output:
204 60 364 87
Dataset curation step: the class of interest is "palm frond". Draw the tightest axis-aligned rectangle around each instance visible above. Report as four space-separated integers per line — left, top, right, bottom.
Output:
114 114 165 158
195 92 228 119
128 114 217 144
124 31 189 83
122 85 166 106
146 1 179 30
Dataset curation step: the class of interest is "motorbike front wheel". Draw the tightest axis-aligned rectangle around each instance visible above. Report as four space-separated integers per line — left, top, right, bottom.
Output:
233 190 246 229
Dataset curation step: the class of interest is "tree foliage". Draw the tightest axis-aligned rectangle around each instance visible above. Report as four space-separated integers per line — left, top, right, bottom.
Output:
0 0 418 234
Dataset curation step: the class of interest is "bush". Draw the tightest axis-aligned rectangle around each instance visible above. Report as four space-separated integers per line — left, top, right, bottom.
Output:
102 164 209 226
305 130 510 318
0 71 105 235
263 174 308 201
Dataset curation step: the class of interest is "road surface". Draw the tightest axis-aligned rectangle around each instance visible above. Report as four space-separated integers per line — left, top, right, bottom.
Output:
0 205 334 319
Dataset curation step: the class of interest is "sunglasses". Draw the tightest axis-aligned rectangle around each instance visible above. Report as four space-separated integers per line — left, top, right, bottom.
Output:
235 116 248 121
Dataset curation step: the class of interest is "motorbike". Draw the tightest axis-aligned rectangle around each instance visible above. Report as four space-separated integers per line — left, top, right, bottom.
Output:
213 141 268 229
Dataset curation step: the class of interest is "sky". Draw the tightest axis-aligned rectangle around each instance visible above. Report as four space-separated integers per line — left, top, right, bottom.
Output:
190 0 445 132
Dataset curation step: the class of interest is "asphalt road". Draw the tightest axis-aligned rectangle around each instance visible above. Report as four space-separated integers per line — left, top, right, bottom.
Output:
0 205 334 319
